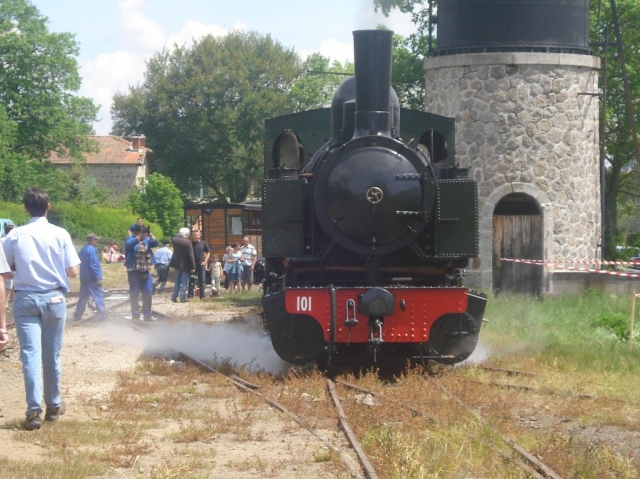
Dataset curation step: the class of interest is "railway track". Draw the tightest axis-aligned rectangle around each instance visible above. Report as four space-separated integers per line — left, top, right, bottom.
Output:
335 377 565 479
180 352 370 478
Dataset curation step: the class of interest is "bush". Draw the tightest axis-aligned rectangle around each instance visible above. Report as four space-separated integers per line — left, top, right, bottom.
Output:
591 311 636 341
0 201 29 225
0 200 164 246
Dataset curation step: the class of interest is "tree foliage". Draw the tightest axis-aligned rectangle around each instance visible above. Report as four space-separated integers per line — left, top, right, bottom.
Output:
129 173 184 239
590 0 640 257
289 53 352 111
391 33 426 110
0 0 99 203
111 31 302 203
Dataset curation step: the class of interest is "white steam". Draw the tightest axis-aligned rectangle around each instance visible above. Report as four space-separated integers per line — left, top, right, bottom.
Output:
143 321 288 374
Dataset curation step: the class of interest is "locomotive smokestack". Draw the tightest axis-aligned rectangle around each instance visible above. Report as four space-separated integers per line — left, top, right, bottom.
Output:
353 29 393 137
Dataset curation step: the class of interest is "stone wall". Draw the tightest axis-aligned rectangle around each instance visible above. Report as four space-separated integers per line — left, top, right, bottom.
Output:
56 163 146 199
424 53 601 291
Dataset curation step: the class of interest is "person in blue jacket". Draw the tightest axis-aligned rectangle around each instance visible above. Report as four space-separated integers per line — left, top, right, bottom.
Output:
124 224 158 321
74 233 106 321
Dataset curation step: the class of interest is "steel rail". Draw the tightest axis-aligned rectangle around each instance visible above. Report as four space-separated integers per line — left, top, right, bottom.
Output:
179 353 364 479
461 377 595 400
480 366 536 377
336 379 437 422
433 380 565 479
337 379 546 477
327 379 379 479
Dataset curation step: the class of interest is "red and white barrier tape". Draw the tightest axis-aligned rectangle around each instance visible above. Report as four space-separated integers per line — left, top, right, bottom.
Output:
502 258 640 266
501 258 640 278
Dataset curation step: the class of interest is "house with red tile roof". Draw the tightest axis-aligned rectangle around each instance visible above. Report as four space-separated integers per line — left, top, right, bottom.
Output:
48 135 150 198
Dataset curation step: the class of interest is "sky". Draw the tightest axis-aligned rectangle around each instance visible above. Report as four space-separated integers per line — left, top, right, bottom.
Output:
33 0 416 135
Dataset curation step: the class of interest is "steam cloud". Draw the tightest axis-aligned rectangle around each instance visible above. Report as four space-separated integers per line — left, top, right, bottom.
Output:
142 321 288 374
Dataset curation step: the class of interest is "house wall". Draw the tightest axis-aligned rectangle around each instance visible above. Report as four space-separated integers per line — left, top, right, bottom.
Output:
55 163 146 198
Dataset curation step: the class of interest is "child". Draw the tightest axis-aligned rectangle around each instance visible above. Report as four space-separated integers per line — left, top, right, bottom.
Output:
226 243 243 293
210 254 222 296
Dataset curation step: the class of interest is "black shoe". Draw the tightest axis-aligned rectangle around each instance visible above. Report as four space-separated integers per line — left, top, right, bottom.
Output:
45 401 66 422
171 298 178 303
25 411 41 430
180 299 188 303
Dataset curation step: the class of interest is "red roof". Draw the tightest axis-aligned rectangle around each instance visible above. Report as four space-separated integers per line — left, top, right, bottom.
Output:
47 136 147 165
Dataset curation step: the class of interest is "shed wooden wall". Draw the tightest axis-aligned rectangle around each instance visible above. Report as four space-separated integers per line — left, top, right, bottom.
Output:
184 207 262 260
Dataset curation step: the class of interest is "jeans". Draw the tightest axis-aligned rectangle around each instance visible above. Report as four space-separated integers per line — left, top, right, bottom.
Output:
153 264 169 292
74 280 105 320
13 290 66 416
127 270 153 319
172 270 190 302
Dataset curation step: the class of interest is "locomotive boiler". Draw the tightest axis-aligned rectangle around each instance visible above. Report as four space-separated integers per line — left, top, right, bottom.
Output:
261 29 487 369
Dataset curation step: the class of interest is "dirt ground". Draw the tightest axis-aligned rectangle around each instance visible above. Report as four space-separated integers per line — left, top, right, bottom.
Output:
0 293 347 478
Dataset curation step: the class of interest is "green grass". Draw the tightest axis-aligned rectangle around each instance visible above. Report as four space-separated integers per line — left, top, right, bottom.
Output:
481 290 640 401
484 290 638 368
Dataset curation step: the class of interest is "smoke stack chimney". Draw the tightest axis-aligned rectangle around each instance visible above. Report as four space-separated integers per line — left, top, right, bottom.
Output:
131 134 146 151
353 29 393 138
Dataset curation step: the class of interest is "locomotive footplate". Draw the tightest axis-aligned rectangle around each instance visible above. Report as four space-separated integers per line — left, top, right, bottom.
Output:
262 286 487 366
284 286 468 344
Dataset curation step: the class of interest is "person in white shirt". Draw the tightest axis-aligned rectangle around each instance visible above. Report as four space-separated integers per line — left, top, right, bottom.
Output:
239 236 257 292
2 187 80 431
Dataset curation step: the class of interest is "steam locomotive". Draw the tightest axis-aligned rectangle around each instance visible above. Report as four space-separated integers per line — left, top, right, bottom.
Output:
261 30 487 369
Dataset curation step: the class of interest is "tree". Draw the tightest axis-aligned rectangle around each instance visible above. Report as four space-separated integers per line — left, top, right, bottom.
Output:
289 53 353 111
129 173 184 239
391 33 426 110
590 0 640 258
0 0 99 203
111 31 303 203
0 0 98 159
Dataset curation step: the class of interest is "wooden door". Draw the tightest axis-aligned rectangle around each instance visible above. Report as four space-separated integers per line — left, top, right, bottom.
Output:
492 215 542 296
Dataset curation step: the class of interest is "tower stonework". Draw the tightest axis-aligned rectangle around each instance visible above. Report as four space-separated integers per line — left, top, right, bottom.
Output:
424 53 601 291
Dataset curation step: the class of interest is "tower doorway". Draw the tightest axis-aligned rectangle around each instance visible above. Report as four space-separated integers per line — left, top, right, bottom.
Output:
492 193 543 296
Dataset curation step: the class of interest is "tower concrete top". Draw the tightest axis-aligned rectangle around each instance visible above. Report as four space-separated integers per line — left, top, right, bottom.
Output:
424 52 600 70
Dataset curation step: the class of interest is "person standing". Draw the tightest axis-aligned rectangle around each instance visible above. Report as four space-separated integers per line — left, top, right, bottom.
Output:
240 236 258 292
189 230 210 300
169 228 195 303
1 221 15 310
209 254 222 296
153 241 173 293
73 233 106 321
227 243 243 293
2 187 80 431
124 224 158 321
0 245 10 353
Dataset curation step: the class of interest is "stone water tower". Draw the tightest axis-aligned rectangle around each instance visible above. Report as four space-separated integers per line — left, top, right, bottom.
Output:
424 0 601 294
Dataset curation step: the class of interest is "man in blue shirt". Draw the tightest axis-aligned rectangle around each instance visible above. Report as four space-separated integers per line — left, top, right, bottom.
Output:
2 187 80 431
74 233 105 321
152 241 173 293
124 224 158 320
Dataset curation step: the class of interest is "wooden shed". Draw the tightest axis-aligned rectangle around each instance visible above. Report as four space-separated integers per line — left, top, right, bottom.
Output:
183 201 262 259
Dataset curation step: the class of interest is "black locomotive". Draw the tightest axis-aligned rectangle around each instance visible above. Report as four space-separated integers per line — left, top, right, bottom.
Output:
261 30 487 369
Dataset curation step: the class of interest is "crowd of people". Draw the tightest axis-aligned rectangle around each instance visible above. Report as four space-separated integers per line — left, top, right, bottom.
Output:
0 186 261 431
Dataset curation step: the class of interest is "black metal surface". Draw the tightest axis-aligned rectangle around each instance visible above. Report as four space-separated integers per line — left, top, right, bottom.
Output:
262 179 305 257
312 136 432 255
353 30 393 137
435 0 591 56
436 179 479 257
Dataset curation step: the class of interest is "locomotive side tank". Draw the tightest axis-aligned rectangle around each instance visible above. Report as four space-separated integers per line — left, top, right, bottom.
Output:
261 30 487 369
